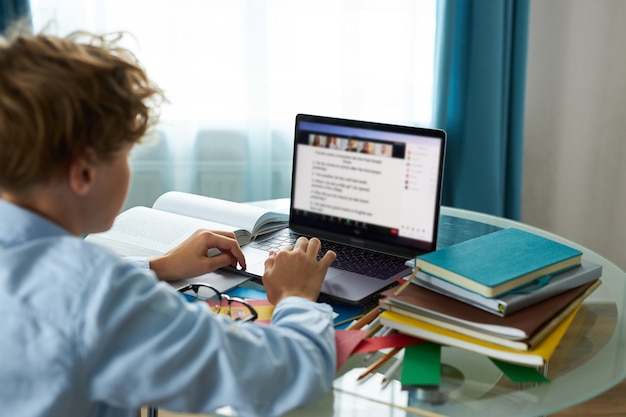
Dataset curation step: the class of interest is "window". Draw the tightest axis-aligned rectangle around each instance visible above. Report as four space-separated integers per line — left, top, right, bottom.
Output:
30 0 437 206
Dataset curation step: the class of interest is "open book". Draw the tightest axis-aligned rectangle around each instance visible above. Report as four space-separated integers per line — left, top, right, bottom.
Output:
85 191 289 258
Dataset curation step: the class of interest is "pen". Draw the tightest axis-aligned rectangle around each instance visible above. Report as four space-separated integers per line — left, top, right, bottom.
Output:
364 318 382 338
357 347 402 381
377 326 395 338
346 307 380 330
393 266 420 296
381 354 403 388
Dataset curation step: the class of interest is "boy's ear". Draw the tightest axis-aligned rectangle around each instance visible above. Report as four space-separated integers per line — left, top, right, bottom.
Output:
68 148 97 196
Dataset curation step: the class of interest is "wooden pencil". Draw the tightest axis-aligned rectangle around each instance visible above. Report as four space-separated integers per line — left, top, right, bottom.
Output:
357 347 402 381
393 266 420 296
346 306 380 330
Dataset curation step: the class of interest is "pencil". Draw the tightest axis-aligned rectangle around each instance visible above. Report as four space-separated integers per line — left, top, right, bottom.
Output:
346 306 380 330
361 322 386 359
357 347 402 381
393 266 420 296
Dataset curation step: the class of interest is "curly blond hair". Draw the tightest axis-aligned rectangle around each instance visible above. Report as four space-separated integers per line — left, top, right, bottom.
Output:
0 29 164 191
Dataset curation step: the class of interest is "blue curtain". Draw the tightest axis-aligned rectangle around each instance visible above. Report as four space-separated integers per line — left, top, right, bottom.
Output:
1 0 30 34
434 0 529 220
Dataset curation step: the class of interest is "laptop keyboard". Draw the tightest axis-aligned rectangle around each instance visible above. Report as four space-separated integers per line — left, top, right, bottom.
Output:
250 230 409 280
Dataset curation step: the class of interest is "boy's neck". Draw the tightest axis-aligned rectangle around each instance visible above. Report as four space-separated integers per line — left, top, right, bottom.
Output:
1 184 85 236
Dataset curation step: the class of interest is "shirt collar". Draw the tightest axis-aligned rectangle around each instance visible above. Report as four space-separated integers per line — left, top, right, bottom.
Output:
0 198 71 246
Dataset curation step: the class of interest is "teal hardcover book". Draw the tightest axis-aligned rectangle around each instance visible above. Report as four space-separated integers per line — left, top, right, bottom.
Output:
414 228 583 298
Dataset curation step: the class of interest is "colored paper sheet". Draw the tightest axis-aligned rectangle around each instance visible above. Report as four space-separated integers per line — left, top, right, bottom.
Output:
225 288 361 329
245 299 275 323
400 342 441 387
490 359 550 383
226 286 268 300
332 303 365 329
351 332 424 354
334 330 423 371
335 330 369 370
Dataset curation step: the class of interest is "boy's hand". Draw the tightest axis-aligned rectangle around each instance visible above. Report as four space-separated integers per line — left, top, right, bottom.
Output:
262 237 336 304
150 230 246 281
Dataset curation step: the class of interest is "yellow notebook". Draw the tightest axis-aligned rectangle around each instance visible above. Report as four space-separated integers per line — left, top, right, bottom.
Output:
379 305 581 367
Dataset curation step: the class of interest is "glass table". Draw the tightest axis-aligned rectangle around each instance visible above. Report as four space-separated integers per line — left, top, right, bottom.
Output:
155 204 626 417
281 206 626 417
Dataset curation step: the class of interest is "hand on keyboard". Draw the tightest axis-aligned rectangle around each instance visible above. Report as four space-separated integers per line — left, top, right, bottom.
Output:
262 236 336 304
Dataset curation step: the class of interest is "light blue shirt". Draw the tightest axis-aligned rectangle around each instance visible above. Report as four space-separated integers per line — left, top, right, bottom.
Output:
0 199 336 417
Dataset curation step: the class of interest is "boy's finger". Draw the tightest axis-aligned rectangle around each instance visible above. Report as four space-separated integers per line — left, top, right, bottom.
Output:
305 237 322 255
319 250 337 269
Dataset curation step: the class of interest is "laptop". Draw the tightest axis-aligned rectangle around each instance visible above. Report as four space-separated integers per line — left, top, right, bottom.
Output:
234 114 446 304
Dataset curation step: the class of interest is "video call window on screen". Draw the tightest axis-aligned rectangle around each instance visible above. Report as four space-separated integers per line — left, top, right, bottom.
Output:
307 134 399 158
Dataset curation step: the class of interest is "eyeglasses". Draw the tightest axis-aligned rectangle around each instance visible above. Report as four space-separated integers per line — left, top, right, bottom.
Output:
177 283 258 323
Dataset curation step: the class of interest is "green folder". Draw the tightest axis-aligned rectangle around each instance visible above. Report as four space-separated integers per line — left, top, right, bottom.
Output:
400 342 442 388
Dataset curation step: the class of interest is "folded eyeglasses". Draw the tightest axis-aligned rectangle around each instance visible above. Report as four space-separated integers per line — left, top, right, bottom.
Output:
177 283 258 323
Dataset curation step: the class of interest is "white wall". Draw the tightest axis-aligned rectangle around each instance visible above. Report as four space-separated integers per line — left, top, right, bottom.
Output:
523 0 626 269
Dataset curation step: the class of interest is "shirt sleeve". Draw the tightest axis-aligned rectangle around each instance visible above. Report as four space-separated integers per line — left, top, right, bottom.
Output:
79 258 336 417
123 256 150 270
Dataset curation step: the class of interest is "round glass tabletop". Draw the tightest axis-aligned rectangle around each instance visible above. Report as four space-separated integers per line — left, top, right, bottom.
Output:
283 206 626 417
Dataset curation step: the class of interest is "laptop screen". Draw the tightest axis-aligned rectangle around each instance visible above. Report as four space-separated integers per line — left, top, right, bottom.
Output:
289 114 446 257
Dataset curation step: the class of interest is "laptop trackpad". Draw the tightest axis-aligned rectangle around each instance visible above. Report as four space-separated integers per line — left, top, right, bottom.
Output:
238 247 395 303
321 269 393 304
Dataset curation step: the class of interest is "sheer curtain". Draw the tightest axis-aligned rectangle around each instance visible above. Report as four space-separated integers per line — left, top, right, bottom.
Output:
30 0 437 208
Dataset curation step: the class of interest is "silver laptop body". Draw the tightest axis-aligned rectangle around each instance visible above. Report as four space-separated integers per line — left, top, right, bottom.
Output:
235 114 446 304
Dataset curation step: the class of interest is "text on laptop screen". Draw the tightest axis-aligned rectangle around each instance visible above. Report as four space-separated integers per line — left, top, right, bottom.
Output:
290 116 445 255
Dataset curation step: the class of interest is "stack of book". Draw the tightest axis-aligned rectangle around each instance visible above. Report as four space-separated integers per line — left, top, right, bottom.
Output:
378 228 602 367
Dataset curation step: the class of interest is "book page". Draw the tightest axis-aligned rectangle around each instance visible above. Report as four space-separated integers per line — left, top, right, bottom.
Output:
84 234 163 257
88 206 245 255
153 191 287 235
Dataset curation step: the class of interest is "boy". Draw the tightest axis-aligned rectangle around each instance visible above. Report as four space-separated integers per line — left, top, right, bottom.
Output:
0 29 337 417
